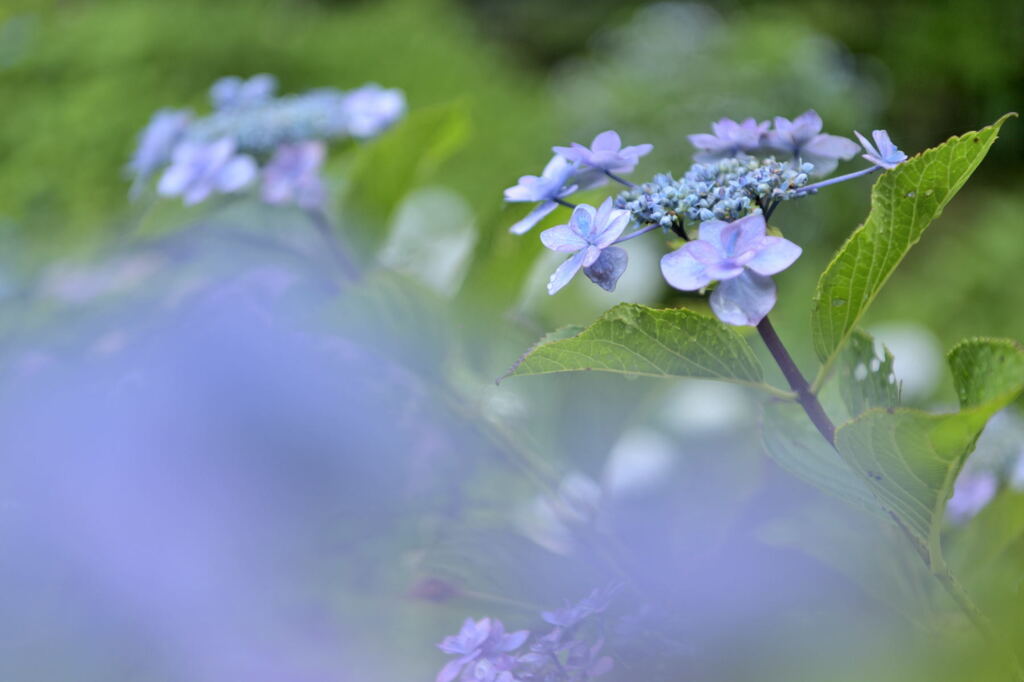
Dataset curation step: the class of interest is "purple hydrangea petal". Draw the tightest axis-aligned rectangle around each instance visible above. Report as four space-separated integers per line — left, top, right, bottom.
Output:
592 198 631 248
547 249 588 295
947 471 998 523
540 224 589 252
570 204 598 239
726 213 767 256
592 130 621 152
510 201 558 235
342 83 406 138
745 236 802 276
789 109 824 142
696 220 729 248
216 155 258 193
803 134 860 161
660 245 713 291
584 247 628 292
436 657 469 682
710 271 776 326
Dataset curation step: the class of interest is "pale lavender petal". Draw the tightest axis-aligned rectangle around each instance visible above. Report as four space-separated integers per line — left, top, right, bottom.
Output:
182 182 213 206
156 163 193 196
697 220 729 247
581 245 603 268
746 236 802 275
854 130 878 158
685 239 722 265
540 224 588 252
547 249 588 295
215 155 257 192
436 658 467 682
592 130 621 152
570 204 597 239
729 213 767 255
660 246 713 291
687 133 721 149
584 247 628 292
790 109 823 142
803 134 860 161
498 629 530 652
620 143 653 158
704 262 745 281
710 271 776 326
509 201 557 235
593 207 631 248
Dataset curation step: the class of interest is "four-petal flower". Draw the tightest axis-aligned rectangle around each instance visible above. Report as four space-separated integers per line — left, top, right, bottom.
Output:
541 198 631 294
553 130 653 174
660 214 801 326
503 155 590 235
854 130 908 169
766 109 860 176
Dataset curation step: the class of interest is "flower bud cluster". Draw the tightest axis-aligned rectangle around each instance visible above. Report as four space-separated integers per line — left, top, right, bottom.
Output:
614 156 813 230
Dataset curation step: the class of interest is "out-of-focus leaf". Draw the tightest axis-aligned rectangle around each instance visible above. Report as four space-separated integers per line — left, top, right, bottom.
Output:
837 329 900 418
835 338 1024 567
342 101 470 253
762 400 883 518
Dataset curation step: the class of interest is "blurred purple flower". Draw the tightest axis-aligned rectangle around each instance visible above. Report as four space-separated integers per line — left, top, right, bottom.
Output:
553 130 653 174
766 110 860 176
157 138 257 206
436 618 529 682
261 141 326 209
210 73 278 111
341 83 406 138
128 109 192 196
854 130 908 169
541 198 631 294
947 471 998 523
688 117 769 162
541 583 621 629
660 213 801 326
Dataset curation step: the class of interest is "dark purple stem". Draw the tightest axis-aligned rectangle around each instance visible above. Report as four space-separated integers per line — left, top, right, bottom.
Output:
604 169 636 188
756 316 835 445
554 197 578 209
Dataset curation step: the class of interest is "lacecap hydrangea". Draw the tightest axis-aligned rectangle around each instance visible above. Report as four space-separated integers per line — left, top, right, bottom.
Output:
503 111 907 327
127 74 406 209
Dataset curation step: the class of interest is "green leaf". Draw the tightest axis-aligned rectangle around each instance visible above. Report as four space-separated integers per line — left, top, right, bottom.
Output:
837 329 900 418
504 303 766 389
811 114 1015 376
762 400 884 517
834 338 1024 568
947 491 1024 583
341 101 470 253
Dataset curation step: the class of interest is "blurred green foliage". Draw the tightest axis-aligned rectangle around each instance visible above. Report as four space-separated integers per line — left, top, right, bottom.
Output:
0 0 560 257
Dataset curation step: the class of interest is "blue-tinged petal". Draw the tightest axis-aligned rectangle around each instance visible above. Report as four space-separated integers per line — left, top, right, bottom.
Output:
510 201 557 235
696 219 729 248
584 247 628 292
804 133 859 160
569 203 597 239
746 236 802 276
729 213 767 255
216 155 257 192
540 224 588 252
685 239 721 265
581 245 602 268
660 245 713 291
592 130 622 152
547 249 588 295
436 657 468 682
790 109 823 143
710 271 776 326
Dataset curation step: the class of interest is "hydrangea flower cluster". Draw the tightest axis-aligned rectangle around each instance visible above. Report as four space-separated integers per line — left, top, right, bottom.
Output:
128 74 406 208
502 111 907 326
436 585 619 682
